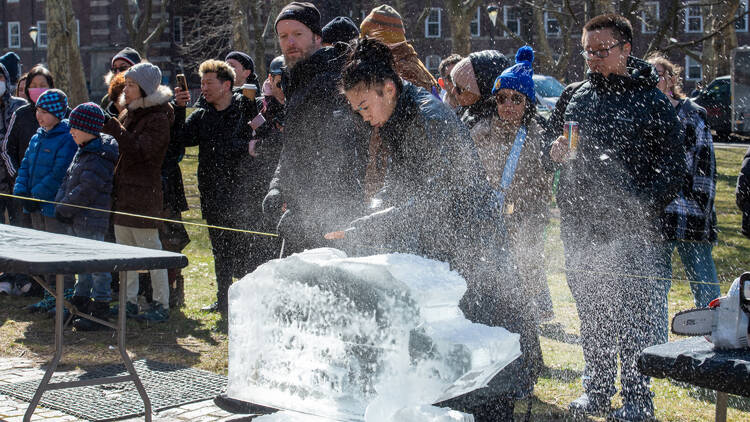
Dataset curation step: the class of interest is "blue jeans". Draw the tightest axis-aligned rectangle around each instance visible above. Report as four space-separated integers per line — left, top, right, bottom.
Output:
662 241 721 308
70 229 112 302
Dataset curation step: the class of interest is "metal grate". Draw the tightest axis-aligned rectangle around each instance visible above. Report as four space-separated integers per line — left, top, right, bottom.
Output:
0 359 227 421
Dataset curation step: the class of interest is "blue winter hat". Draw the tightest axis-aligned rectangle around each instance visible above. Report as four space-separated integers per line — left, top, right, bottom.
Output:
36 89 68 121
491 46 535 101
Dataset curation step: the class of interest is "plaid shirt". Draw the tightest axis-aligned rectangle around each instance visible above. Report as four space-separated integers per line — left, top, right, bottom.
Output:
662 99 717 242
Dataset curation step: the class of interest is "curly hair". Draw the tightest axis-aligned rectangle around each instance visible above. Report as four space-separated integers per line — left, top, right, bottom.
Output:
646 52 686 100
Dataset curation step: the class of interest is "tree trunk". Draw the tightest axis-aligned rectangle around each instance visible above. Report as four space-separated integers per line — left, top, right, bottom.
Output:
46 0 88 106
117 0 169 59
702 1 740 82
231 0 252 54
251 0 267 77
446 0 481 56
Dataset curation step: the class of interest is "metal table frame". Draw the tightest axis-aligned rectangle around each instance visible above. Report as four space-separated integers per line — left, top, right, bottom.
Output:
0 225 187 422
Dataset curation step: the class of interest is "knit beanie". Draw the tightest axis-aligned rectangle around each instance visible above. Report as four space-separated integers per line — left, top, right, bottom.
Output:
69 102 105 136
275 2 322 36
492 46 535 101
450 57 481 97
225 51 255 74
360 5 406 44
124 62 162 96
36 89 68 121
0 52 21 85
322 16 360 44
111 47 142 67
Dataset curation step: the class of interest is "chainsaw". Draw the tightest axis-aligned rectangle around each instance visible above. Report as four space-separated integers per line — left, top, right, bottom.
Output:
671 272 750 350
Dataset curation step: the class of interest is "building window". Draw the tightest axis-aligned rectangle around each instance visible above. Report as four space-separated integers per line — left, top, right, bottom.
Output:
685 3 703 33
8 21 20 48
425 8 441 38
685 56 702 81
737 1 748 32
425 55 441 76
75 19 80 46
7 0 19 3
641 2 660 33
37 21 48 47
117 15 124 29
173 16 183 43
503 6 521 37
545 7 560 37
470 6 480 38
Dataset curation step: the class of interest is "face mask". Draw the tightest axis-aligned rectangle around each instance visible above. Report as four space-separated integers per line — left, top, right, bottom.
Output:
29 87 49 104
0 83 5 98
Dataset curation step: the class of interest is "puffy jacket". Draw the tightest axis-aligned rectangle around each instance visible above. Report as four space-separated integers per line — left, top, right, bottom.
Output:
546 56 686 242
13 120 77 217
661 98 718 242
0 63 27 192
460 50 511 129
103 85 173 228
269 44 367 250
389 41 439 94
173 91 261 226
737 146 750 238
344 82 541 399
54 134 119 233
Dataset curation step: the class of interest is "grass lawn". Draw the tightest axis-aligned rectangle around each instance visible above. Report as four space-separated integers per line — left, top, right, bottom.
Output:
1 146 749 420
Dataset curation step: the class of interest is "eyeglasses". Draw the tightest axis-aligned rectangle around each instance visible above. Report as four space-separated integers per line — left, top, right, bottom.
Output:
580 41 625 60
111 65 130 73
496 93 525 105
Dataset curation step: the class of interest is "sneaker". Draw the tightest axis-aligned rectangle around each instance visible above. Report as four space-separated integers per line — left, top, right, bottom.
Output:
0 281 11 295
569 392 610 417
25 292 56 313
135 303 169 323
45 289 76 319
110 302 140 318
609 398 655 422
201 301 220 312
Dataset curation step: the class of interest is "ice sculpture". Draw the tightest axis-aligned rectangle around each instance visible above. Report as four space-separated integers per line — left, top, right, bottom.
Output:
227 248 520 421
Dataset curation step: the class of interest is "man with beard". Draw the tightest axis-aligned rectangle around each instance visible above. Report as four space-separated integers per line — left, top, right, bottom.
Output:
263 2 365 255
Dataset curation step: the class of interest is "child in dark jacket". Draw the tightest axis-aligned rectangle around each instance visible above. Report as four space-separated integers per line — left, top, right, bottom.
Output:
13 89 77 312
55 103 119 331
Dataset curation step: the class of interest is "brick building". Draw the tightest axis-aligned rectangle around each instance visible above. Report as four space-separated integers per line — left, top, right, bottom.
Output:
1 0 748 100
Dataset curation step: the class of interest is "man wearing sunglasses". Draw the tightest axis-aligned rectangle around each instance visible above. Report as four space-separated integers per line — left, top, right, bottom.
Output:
99 47 141 111
545 14 685 422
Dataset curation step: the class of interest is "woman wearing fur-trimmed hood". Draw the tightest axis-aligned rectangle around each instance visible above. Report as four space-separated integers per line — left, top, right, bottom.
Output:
102 62 174 321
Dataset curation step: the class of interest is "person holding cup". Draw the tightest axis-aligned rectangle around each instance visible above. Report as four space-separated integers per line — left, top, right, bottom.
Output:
470 46 555 324
544 14 685 420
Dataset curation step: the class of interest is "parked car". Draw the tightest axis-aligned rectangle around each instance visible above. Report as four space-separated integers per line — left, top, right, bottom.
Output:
692 75 732 139
533 74 564 116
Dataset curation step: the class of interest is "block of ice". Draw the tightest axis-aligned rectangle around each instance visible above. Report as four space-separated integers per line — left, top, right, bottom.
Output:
227 248 520 421
390 405 474 422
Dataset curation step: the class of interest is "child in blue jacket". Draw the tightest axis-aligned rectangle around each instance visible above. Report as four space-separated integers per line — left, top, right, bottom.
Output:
13 89 77 311
55 103 119 330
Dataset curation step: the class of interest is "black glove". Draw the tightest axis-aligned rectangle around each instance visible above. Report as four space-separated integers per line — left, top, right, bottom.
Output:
24 198 40 213
54 210 73 225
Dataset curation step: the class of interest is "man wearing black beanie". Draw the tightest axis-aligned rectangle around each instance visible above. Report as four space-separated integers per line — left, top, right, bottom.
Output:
225 51 257 87
263 2 366 255
322 16 359 46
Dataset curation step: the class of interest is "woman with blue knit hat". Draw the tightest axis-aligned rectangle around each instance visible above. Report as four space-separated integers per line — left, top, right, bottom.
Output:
470 46 556 324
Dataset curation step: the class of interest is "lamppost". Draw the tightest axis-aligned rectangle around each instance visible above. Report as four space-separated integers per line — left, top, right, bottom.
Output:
487 5 499 50
28 26 39 66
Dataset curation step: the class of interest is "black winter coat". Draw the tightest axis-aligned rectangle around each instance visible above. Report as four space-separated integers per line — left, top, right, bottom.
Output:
460 50 511 129
54 135 119 234
344 82 541 400
269 44 367 249
174 92 262 226
737 146 750 238
546 57 686 242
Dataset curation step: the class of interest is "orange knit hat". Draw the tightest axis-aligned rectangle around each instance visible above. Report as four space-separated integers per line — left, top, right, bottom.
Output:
360 5 406 44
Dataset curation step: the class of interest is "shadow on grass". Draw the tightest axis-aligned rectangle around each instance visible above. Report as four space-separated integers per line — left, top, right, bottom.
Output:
540 322 580 345
669 380 750 412
516 395 597 421
1 294 222 370
540 365 583 383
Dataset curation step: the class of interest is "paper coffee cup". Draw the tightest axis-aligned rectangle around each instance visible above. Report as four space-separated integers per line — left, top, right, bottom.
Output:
242 84 258 99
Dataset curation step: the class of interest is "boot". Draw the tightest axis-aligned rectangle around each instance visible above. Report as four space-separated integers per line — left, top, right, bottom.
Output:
73 301 112 331
69 296 91 321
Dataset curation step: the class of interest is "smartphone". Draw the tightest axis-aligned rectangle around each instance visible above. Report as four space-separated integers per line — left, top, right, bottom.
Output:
176 74 188 92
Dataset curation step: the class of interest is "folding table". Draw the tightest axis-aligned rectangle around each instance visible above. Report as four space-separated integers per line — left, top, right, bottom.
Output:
0 224 188 422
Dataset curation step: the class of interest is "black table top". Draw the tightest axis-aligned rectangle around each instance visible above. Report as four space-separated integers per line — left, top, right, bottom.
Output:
638 337 750 397
0 224 188 274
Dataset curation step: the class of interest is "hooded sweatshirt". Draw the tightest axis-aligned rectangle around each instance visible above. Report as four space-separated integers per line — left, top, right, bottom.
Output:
0 63 28 192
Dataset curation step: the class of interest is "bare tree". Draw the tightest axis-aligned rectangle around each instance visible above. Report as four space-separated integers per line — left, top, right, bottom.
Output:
117 0 170 59
444 0 483 56
46 0 88 105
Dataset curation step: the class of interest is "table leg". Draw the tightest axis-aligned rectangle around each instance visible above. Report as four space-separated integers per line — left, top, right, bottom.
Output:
24 274 65 422
116 271 152 421
715 391 728 422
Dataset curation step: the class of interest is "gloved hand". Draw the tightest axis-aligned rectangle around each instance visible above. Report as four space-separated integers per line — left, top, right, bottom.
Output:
54 209 73 225
24 197 40 213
